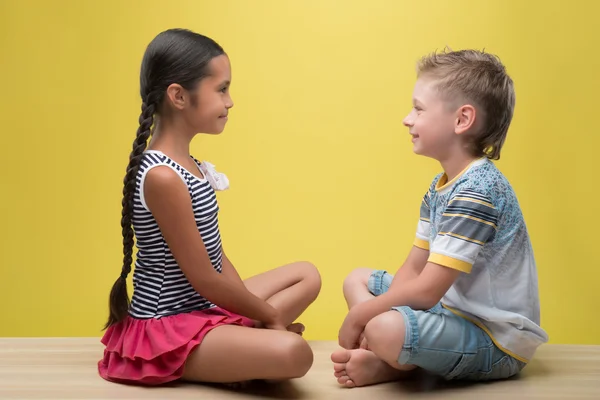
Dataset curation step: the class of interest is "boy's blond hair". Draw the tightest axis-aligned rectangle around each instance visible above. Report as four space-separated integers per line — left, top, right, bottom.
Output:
416 49 515 160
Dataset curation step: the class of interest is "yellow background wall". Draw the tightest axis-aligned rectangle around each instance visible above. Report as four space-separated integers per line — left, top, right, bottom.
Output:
1 0 598 344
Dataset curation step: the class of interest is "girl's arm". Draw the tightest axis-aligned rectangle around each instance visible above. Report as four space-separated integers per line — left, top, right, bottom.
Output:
221 250 245 286
144 166 282 327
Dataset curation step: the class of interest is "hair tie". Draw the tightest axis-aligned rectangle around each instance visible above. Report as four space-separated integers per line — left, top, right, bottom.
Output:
120 271 128 280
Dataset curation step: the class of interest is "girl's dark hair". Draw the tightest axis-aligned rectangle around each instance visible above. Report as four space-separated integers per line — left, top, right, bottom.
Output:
104 29 225 329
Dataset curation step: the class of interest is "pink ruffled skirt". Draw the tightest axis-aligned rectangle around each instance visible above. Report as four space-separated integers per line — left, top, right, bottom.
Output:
98 307 254 385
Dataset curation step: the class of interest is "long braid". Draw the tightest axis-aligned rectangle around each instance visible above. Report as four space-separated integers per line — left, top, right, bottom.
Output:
104 100 155 329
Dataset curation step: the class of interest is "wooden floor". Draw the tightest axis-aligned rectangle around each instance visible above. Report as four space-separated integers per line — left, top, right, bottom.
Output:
1 339 599 399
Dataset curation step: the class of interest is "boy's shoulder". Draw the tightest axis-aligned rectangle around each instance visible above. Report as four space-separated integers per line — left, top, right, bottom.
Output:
451 159 521 216
425 158 520 213
424 171 445 194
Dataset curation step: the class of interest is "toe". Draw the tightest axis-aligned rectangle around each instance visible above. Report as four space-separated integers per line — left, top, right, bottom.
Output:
333 362 346 372
345 379 356 388
334 370 346 378
337 375 350 385
331 348 351 363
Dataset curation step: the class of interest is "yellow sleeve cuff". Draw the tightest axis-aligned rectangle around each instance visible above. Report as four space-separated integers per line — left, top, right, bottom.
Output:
428 253 472 273
414 237 430 250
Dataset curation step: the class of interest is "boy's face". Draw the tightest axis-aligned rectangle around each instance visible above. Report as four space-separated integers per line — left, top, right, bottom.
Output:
402 77 458 160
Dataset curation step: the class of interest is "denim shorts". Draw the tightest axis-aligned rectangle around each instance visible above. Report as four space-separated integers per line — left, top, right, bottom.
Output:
368 270 527 381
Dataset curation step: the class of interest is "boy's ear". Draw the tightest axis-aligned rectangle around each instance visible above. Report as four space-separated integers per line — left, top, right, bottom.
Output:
454 105 476 135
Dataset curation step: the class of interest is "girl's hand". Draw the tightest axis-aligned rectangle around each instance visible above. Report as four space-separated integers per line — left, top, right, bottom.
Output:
261 310 288 331
359 334 369 349
254 320 305 335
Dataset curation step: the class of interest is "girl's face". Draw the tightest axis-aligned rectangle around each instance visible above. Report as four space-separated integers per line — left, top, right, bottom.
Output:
183 54 234 135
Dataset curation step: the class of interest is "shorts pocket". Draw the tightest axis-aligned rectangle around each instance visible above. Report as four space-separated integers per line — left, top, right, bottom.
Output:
445 352 477 380
461 355 523 381
444 344 495 380
426 303 444 314
487 355 523 380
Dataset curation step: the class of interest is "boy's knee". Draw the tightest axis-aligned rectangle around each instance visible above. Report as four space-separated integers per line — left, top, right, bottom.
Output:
342 268 372 294
364 311 406 366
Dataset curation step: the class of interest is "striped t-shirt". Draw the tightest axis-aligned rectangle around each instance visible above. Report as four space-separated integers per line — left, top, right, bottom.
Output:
414 157 549 363
129 150 222 319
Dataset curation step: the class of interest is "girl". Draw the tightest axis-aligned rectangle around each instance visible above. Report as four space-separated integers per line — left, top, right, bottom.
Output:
98 28 321 386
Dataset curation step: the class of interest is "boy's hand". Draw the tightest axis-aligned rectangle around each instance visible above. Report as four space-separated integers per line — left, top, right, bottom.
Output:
338 310 364 349
359 333 369 349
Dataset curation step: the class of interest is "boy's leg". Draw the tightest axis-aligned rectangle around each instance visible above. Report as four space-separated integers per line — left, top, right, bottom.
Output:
342 268 376 309
332 348 411 388
342 268 377 345
333 269 415 387
363 310 417 370
360 305 525 384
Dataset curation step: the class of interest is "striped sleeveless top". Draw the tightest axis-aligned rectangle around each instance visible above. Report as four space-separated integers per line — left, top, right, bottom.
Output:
129 150 222 319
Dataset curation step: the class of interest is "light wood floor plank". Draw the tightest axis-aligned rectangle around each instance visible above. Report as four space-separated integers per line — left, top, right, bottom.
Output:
1 338 598 399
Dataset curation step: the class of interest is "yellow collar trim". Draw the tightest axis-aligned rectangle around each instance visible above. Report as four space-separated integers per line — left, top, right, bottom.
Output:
435 157 487 192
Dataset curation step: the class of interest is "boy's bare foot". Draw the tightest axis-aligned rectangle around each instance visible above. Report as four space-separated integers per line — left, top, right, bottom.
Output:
331 348 409 388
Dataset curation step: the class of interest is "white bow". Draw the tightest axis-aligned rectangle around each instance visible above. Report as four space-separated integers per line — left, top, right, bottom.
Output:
199 161 230 191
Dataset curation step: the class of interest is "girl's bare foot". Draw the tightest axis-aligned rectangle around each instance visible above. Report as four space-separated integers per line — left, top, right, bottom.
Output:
331 348 410 388
286 322 305 336
252 321 305 336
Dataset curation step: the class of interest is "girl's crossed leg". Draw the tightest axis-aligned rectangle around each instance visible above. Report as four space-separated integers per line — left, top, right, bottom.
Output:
181 261 321 383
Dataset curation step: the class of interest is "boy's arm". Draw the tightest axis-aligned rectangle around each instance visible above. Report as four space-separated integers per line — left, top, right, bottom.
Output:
385 184 434 287
380 187 499 314
387 245 430 290
353 261 462 325
338 188 499 349
338 259 461 349
350 187 434 320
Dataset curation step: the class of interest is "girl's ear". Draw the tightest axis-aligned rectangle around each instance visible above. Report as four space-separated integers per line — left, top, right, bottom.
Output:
165 83 187 110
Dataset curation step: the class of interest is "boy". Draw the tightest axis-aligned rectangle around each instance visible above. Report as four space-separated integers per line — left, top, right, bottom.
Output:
333 49 549 388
